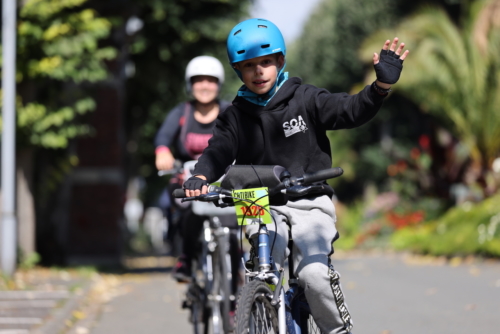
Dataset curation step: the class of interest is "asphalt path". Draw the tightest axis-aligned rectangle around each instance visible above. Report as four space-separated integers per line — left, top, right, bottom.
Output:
333 252 500 334
89 253 500 334
90 270 191 334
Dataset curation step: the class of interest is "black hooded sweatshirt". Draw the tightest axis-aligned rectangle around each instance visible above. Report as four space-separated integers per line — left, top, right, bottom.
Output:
194 77 386 191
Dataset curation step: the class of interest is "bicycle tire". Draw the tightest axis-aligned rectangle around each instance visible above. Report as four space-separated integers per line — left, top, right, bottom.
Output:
205 251 222 334
235 280 279 334
204 235 232 334
217 236 232 333
297 294 324 334
185 282 206 334
299 309 324 334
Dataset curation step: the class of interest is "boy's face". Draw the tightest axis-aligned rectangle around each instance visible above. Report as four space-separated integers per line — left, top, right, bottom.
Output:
234 54 285 95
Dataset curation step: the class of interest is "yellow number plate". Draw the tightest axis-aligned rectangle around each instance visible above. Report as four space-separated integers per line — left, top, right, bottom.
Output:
232 187 272 225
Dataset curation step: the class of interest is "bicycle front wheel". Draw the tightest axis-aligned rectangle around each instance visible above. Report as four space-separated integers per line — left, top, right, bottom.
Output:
236 280 279 334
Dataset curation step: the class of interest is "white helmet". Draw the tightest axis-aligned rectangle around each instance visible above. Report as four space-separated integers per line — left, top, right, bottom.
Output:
185 56 225 93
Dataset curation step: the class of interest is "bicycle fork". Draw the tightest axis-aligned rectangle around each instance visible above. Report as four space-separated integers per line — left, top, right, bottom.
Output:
255 225 287 333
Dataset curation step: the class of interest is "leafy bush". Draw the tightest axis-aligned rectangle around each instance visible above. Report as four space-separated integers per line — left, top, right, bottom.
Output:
335 191 448 251
391 193 500 257
334 201 364 250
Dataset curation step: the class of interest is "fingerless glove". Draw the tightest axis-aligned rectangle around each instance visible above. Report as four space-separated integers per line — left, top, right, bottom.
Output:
183 176 209 191
374 49 404 84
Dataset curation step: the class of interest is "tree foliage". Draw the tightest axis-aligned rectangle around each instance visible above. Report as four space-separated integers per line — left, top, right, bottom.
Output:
125 0 250 180
360 0 500 185
287 0 398 93
1 0 117 148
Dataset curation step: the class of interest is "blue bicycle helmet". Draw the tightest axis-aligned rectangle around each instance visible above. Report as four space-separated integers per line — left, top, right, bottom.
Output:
227 18 286 78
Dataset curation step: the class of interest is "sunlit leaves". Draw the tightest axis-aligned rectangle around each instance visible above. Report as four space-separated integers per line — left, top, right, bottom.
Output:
17 98 95 149
14 0 117 149
28 56 62 77
43 22 71 41
21 0 87 20
18 3 114 84
18 21 44 39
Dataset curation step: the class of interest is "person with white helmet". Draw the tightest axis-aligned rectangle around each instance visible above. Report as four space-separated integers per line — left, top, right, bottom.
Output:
154 55 234 282
155 55 228 170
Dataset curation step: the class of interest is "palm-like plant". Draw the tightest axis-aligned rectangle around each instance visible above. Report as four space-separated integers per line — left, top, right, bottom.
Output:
360 0 500 189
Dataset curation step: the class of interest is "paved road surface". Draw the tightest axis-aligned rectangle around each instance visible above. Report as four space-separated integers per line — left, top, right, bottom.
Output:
333 253 500 334
90 271 190 334
90 253 500 334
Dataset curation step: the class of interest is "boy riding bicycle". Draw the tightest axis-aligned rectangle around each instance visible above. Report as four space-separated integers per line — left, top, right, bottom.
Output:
183 18 409 334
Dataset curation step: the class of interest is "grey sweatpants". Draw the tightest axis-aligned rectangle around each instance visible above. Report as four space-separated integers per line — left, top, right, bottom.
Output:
246 195 353 334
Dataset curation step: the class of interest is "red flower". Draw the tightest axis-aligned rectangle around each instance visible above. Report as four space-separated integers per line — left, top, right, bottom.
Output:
410 147 420 160
419 135 430 150
386 210 425 229
397 160 408 172
387 164 398 176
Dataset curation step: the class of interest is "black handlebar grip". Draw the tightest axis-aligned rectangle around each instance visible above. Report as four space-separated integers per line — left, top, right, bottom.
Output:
302 167 344 184
172 188 186 198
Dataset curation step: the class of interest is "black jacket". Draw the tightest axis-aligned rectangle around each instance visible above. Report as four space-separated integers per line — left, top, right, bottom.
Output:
194 77 386 185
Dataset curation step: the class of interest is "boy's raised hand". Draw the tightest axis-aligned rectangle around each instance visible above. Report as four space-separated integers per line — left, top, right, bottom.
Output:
373 37 409 86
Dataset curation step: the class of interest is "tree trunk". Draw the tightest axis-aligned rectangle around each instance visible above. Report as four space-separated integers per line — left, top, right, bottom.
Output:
17 148 35 259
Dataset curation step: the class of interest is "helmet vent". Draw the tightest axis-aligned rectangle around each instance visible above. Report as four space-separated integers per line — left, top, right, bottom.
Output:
261 44 270 49
258 25 268 28
237 50 246 54
234 29 241 35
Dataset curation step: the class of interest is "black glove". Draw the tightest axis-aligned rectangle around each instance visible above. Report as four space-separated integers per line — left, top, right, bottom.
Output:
374 49 404 84
183 176 209 191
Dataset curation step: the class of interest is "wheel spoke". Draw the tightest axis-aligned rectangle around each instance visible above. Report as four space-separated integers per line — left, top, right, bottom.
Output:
249 295 276 334
306 313 324 334
236 281 278 334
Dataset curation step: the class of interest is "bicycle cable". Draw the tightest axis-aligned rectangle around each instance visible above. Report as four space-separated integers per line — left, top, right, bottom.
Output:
230 193 278 271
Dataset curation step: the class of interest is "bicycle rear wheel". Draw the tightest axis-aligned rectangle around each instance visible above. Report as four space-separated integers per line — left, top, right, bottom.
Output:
184 282 206 334
299 310 324 334
217 236 232 333
297 295 324 334
204 236 232 334
236 280 279 334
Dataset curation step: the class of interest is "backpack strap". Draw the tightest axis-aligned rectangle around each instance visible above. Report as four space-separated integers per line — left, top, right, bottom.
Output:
179 101 193 158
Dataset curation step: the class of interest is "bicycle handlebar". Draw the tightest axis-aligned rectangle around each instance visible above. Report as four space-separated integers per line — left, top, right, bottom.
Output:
172 185 232 199
173 188 187 198
157 160 183 177
301 167 343 184
172 167 343 201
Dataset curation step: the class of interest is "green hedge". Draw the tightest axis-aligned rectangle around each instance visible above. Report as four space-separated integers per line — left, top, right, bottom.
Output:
391 193 500 257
